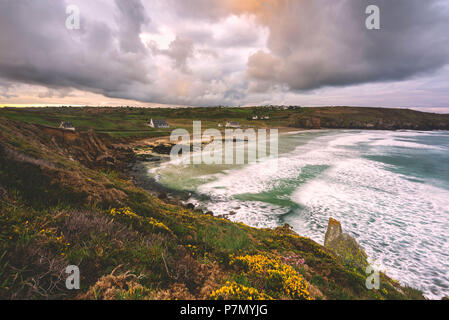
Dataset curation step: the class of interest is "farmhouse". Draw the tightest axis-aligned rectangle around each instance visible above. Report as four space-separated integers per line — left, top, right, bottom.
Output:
251 115 270 120
148 119 170 129
59 121 75 131
225 121 241 128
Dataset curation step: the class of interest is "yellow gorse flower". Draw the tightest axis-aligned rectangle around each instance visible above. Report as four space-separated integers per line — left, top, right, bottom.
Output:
109 207 139 218
210 282 273 300
231 254 311 300
108 208 173 235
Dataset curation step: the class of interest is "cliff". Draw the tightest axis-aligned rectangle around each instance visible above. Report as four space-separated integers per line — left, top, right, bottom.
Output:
0 116 425 300
290 107 449 130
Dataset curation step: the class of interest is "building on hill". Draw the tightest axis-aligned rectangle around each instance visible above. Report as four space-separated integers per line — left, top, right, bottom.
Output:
59 121 75 131
251 115 270 120
148 119 170 129
226 121 241 128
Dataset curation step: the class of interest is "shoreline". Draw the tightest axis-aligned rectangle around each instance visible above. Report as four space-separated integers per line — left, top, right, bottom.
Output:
0 111 435 300
128 126 308 218
131 126 306 146
126 129 449 299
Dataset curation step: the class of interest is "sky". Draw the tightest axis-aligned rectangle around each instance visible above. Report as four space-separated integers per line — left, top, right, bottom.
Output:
0 0 449 112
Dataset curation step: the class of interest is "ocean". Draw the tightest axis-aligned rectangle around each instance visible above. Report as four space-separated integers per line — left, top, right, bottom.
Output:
142 130 449 299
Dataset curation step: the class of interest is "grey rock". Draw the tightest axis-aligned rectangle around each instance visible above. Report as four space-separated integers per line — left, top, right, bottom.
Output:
324 218 368 269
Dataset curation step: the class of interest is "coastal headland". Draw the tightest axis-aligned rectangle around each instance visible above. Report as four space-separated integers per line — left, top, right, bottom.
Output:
1 106 443 300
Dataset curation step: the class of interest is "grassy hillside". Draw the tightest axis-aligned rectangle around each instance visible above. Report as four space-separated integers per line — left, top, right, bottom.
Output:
290 107 449 130
0 112 426 300
1 106 448 141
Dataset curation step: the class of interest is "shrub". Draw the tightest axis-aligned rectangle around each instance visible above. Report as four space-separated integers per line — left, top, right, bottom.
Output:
79 269 151 300
231 254 311 300
210 281 272 300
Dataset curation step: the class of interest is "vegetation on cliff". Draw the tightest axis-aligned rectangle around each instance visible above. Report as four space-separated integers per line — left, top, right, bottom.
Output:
0 110 427 300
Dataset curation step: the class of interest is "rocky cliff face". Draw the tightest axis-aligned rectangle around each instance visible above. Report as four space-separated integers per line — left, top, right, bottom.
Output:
0 119 135 206
39 125 135 170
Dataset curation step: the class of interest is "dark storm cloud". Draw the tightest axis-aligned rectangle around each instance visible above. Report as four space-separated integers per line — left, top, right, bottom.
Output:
0 0 448 106
115 0 150 53
245 0 449 91
0 0 153 100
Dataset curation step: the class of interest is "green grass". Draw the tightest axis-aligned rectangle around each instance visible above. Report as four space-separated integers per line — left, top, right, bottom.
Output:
0 111 429 300
1 106 448 141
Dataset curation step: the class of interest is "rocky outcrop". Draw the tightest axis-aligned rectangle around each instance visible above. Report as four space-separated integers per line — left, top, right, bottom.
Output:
324 218 368 269
66 130 135 170
40 125 136 170
0 119 132 206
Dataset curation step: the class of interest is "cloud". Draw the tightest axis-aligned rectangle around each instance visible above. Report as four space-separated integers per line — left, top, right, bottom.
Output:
115 0 150 53
243 0 449 91
151 36 195 72
0 0 448 109
0 0 153 99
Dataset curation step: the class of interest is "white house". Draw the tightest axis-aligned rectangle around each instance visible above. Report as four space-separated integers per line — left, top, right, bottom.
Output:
59 121 75 131
225 121 241 128
148 119 170 129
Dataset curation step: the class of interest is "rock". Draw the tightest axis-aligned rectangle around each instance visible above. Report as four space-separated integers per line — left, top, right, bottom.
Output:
205 211 214 216
136 154 161 162
324 218 368 269
185 203 195 210
273 224 298 236
324 218 343 246
152 144 174 155
229 211 237 216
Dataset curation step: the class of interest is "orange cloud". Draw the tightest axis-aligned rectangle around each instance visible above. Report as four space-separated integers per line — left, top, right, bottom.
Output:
226 0 285 23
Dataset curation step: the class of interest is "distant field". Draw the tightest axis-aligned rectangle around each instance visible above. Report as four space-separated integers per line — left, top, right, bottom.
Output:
0 107 189 139
1 106 448 139
0 106 290 139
